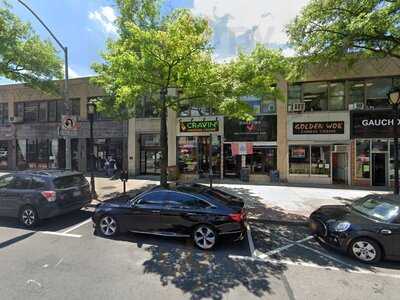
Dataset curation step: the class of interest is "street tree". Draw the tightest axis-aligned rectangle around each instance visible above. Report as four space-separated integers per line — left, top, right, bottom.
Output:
92 1 288 186
287 0 400 74
0 1 62 91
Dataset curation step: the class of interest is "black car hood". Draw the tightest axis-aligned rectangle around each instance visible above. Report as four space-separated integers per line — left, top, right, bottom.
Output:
99 197 130 209
312 205 371 225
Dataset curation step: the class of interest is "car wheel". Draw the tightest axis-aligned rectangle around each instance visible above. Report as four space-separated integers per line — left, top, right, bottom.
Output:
349 238 382 263
19 205 38 228
193 225 217 250
98 215 119 237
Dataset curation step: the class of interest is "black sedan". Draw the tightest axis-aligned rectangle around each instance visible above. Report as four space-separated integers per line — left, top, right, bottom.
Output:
92 184 246 250
310 195 400 263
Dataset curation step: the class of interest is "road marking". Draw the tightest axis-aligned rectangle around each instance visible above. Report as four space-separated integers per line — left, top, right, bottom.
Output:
62 218 92 234
257 236 314 259
41 231 81 238
280 236 355 269
229 255 400 280
246 223 255 257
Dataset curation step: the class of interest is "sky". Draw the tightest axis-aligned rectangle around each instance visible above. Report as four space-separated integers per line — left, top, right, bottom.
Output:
0 0 309 84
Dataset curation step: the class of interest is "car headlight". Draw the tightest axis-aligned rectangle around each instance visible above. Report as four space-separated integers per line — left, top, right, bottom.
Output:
334 221 351 232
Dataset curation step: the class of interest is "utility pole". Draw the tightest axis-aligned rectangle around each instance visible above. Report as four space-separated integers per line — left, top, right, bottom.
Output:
17 0 72 170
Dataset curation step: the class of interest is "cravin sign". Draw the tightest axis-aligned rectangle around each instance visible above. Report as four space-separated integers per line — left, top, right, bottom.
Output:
351 110 398 138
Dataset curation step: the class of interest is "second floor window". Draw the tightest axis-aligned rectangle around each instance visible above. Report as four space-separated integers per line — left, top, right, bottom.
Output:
15 99 80 122
0 103 9 125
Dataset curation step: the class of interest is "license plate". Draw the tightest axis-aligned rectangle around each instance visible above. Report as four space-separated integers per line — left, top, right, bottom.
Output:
73 190 81 197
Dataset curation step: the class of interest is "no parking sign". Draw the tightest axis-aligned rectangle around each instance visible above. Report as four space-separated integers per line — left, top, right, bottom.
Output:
59 115 79 136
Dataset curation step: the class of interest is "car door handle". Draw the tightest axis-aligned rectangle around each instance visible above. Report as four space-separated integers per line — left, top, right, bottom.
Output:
151 210 161 214
186 212 197 216
380 229 392 235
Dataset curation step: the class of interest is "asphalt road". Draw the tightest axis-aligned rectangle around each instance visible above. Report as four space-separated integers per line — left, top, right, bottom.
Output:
1 207 400 300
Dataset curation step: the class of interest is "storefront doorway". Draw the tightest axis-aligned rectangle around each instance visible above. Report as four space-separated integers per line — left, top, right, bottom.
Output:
140 134 162 175
372 153 386 186
332 152 347 184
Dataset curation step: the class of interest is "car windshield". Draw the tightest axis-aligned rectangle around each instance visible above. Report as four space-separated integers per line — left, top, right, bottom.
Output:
351 197 400 222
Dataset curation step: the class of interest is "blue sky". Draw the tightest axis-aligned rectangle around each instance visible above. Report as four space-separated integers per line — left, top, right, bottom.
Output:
1 0 309 84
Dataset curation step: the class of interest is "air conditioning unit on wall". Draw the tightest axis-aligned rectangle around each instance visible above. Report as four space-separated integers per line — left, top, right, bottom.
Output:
348 103 364 110
9 116 23 123
292 103 305 112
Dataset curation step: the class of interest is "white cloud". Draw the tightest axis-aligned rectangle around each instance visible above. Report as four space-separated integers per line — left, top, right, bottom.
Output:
68 67 81 79
192 0 309 58
88 6 117 35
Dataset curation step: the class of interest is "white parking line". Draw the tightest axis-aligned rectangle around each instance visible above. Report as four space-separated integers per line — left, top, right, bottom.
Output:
62 219 92 234
246 223 255 257
41 231 81 238
229 255 400 280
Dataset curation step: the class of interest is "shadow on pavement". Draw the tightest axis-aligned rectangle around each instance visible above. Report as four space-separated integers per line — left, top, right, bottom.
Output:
0 209 92 232
0 231 36 249
96 231 287 300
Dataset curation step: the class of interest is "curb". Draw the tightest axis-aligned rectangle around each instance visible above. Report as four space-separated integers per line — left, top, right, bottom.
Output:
247 217 309 227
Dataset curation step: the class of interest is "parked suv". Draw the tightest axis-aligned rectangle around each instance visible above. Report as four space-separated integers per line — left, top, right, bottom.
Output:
0 170 91 227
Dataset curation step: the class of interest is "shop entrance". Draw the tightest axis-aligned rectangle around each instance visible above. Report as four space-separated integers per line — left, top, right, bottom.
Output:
140 150 161 175
332 153 347 184
372 153 386 186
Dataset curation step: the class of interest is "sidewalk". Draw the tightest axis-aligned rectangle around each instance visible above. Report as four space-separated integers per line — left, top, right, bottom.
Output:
94 176 390 224
0 171 390 224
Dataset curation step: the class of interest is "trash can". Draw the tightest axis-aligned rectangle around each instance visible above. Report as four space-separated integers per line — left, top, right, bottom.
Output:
240 167 250 182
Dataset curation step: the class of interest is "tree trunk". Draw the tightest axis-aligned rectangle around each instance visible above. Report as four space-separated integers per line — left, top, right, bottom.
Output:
160 88 168 187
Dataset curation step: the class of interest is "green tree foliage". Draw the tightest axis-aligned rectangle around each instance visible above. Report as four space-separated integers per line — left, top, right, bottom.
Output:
287 0 400 75
92 0 288 185
0 1 62 91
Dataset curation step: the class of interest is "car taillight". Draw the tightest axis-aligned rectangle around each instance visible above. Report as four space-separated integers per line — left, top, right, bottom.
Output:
41 191 56 202
229 209 245 222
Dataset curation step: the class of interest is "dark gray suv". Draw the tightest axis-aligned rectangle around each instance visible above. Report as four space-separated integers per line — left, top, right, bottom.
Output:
0 170 91 227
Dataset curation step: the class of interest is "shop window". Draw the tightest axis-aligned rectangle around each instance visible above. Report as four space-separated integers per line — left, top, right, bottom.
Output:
250 147 277 174
0 141 8 169
348 80 365 105
328 82 345 111
288 84 302 106
141 134 160 147
48 101 57 122
372 139 388 152
0 103 8 125
15 102 24 119
177 137 197 174
366 78 392 109
356 140 371 179
180 105 211 117
289 145 310 175
303 82 328 111
389 141 400 181
39 102 48 122
311 146 331 176
24 102 39 122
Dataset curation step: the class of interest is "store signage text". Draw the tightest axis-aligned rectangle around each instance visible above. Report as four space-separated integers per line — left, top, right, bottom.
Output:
351 110 399 138
180 120 219 132
293 121 344 135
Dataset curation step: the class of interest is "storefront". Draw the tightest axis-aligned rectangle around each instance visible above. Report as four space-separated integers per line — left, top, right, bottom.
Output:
176 116 224 179
287 112 350 185
351 110 400 187
223 115 277 180
139 134 161 175
87 138 125 172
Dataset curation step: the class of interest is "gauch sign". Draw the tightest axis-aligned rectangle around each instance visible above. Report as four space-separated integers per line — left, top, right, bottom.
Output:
351 110 399 138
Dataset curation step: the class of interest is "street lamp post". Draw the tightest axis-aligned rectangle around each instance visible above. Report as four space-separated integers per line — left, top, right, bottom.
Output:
87 101 97 198
388 87 400 195
17 0 72 170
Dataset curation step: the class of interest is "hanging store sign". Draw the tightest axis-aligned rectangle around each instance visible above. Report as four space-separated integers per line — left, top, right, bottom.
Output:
179 120 219 133
293 121 344 135
351 110 399 138
231 142 253 156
